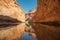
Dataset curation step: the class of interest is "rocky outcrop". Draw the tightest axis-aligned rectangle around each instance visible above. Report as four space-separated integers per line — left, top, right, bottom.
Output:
25 8 37 39
25 8 36 33
25 8 36 21
32 0 60 40
0 0 25 40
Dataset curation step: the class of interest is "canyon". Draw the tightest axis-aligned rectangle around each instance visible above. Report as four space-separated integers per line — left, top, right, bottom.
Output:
0 0 25 40
32 0 60 40
0 0 60 40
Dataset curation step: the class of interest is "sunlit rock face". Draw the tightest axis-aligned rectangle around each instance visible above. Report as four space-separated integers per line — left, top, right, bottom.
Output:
25 8 36 21
0 0 25 40
32 0 60 40
25 8 36 27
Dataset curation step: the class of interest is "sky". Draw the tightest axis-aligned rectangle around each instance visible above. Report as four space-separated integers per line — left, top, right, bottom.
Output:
16 0 37 13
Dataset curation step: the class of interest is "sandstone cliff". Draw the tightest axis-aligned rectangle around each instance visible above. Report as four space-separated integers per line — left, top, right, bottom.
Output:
25 8 37 39
25 8 36 21
0 0 25 40
32 0 60 40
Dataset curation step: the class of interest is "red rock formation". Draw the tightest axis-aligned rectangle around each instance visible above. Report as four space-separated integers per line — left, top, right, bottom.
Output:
0 0 25 40
32 0 60 40
25 8 36 21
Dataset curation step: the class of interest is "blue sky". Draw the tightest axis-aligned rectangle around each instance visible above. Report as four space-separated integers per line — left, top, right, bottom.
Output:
16 0 37 13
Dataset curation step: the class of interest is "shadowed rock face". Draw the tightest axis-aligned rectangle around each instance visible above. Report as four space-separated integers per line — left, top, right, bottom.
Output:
32 0 60 40
0 0 25 40
0 15 22 28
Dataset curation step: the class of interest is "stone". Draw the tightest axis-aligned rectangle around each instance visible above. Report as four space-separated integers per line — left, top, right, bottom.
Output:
25 8 36 21
32 0 60 40
25 8 37 39
0 0 25 40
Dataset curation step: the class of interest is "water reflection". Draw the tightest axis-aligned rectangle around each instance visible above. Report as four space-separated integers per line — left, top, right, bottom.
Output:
21 21 37 40
0 15 36 40
0 23 25 40
0 15 22 28
20 32 36 40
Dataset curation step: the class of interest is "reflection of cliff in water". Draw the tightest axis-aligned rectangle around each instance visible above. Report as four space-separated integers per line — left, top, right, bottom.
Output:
0 15 22 28
24 20 37 40
20 32 36 40
32 0 60 40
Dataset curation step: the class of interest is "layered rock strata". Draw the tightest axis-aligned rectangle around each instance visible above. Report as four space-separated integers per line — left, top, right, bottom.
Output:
0 0 25 40
32 0 60 40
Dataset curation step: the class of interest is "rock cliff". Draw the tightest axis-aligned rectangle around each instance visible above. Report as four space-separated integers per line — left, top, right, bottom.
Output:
0 0 25 40
25 8 37 39
25 8 36 21
32 0 60 40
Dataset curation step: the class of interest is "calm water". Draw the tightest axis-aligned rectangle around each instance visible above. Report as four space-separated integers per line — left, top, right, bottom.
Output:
20 32 36 40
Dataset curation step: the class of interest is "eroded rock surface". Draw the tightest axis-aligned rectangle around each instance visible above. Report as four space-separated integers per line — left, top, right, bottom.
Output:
25 8 36 21
0 0 25 40
25 8 37 39
32 0 60 40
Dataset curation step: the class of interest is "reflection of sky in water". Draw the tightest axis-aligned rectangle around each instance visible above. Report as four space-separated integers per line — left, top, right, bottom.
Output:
20 32 36 40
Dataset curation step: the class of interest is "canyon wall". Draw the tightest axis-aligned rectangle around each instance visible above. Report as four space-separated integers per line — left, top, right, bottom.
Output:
32 0 60 40
25 8 36 21
0 0 25 40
